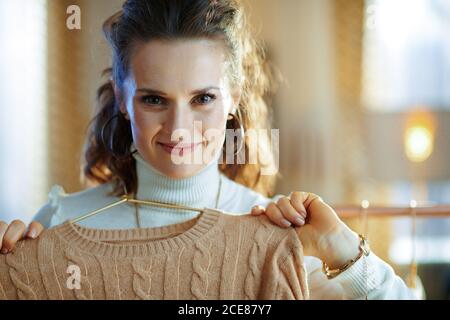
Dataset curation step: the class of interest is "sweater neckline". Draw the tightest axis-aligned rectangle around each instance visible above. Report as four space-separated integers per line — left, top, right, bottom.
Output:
55 208 223 257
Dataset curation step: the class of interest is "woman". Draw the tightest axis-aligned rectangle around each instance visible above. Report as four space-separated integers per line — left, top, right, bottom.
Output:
0 0 414 299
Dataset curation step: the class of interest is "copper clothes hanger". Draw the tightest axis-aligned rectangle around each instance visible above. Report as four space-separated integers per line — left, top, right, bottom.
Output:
405 200 426 299
70 175 223 225
359 199 369 300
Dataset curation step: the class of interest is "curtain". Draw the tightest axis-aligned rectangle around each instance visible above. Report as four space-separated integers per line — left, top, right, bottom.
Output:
334 0 393 265
47 0 90 195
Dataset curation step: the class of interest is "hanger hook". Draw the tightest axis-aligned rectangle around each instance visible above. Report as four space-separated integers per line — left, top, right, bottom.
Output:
408 199 418 288
358 199 370 300
120 177 130 200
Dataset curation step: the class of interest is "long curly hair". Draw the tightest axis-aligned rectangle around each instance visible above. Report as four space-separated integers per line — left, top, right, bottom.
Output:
82 0 282 198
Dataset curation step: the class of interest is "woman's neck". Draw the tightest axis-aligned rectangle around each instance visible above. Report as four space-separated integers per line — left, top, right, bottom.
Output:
132 150 222 210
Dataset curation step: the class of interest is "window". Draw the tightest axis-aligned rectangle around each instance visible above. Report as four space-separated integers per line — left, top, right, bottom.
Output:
362 0 450 264
363 0 450 111
0 0 48 223
388 181 450 264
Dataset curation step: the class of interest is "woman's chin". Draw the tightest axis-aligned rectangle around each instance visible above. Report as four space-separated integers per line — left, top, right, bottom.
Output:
157 162 205 179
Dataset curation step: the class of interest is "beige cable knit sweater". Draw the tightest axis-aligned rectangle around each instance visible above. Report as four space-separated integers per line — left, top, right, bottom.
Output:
0 208 309 300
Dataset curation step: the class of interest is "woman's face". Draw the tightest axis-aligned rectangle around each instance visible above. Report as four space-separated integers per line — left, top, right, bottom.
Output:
117 39 240 179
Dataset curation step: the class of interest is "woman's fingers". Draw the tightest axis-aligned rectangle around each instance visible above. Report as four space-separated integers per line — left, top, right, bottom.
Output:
266 202 291 228
291 191 343 236
25 221 44 239
251 194 309 227
250 191 345 258
289 192 308 218
250 205 265 216
276 196 305 226
0 221 8 254
1 220 26 254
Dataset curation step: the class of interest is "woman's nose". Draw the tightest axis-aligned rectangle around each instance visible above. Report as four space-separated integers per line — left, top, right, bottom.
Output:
164 105 198 139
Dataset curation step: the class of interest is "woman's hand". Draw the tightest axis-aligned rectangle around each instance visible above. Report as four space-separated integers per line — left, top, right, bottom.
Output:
251 192 361 269
0 220 44 254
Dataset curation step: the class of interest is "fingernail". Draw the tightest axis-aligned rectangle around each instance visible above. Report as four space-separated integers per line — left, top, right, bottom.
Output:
1 248 8 254
294 217 305 225
300 210 307 217
28 229 37 239
281 219 291 227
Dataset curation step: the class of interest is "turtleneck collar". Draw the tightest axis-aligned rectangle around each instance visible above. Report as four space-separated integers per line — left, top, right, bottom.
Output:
132 146 222 211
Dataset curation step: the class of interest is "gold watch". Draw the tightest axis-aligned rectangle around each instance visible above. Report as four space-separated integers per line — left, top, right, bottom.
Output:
322 234 371 280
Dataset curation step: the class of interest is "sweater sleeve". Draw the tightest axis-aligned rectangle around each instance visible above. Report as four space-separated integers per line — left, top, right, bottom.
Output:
329 250 417 300
303 251 416 299
259 230 310 300
0 254 16 299
31 184 66 228
274 245 310 300
263 193 415 300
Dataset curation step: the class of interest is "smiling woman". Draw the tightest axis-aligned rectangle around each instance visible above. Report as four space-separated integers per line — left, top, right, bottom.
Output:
84 0 281 198
117 39 237 178
0 0 417 301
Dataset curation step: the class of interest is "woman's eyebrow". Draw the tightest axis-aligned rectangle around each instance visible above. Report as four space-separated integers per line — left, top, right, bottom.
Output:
136 86 221 95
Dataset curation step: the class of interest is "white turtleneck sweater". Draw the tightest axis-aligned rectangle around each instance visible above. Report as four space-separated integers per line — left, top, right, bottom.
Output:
31 150 415 300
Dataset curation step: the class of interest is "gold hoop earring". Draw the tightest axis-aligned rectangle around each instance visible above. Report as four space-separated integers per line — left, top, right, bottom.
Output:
226 111 245 155
101 113 137 161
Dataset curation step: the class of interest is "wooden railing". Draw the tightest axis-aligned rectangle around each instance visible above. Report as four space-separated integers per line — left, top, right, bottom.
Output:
332 205 450 219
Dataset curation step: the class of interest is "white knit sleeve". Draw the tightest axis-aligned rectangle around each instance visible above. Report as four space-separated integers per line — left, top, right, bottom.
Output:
329 251 418 300
31 184 66 228
303 253 417 300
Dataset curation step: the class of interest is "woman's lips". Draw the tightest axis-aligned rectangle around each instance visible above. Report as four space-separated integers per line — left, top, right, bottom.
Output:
158 142 202 156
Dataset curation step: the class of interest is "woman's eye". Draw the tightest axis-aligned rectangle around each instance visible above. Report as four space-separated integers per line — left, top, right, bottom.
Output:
194 94 216 105
141 95 163 105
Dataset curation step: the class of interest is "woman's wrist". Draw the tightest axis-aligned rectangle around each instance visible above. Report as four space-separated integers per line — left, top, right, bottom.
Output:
319 225 361 270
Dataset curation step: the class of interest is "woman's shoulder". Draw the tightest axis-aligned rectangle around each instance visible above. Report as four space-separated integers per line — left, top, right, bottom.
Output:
219 174 284 214
32 182 118 228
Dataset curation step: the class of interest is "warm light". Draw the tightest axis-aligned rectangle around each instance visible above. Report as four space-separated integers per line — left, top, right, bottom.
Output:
404 109 435 163
404 126 433 162
361 200 370 209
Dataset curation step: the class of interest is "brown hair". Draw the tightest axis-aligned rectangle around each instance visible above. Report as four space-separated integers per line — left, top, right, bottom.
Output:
82 0 282 198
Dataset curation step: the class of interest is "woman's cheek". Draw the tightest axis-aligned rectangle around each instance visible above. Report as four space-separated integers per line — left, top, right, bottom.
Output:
197 103 228 129
130 110 162 146
201 120 228 158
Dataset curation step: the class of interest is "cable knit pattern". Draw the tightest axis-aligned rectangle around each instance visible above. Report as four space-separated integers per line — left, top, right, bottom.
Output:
38 235 64 299
132 257 156 300
0 281 6 299
65 247 93 300
5 242 37 300
191 239 212 299
244 222 276 299
0 208 309 300
95 255 124 300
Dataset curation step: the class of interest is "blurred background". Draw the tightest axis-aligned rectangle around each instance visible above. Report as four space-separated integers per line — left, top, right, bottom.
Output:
0 0 449 299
